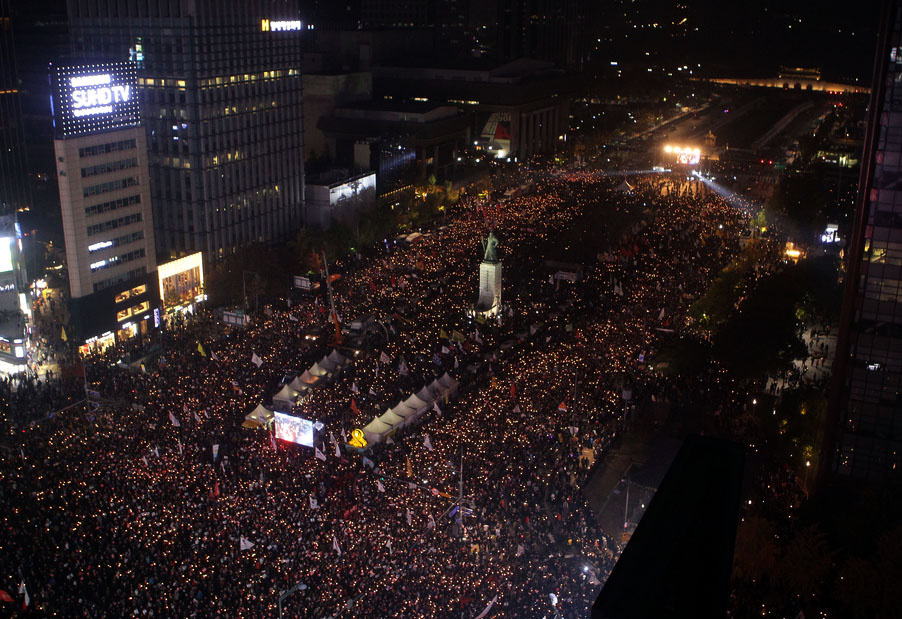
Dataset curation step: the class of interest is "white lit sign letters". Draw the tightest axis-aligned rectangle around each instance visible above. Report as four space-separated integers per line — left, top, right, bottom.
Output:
70 74 131 117
261 19 302 31
52 62 141 138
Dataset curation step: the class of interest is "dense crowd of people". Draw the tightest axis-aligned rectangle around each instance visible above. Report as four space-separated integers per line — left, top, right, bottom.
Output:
1 168 764 617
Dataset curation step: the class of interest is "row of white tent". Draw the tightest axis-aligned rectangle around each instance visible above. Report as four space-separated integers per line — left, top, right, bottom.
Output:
271 349 352 411
362 372 459 444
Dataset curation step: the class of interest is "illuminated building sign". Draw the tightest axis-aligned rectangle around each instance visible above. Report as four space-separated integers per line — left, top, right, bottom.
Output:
821 224 840 244
51 62 141 138
261 19 302 31
261 19 302 32
88 240 114 252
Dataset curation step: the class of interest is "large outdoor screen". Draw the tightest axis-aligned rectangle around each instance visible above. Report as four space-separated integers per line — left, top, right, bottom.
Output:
51 62 141 138
274 412 314 447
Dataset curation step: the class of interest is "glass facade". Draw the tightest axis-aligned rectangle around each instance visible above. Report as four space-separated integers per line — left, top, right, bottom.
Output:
67 0 306 262
0 0 32 215
829 3 902 480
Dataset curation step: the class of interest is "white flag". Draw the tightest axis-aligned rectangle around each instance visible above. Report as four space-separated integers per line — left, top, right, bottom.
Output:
334 441 341 458
569 426 579 436
433 401 442 416
177 439 183 456
310 495 319 509
18 581 28 608
333 535 342 556
341 428 348 444
513 405 521 414
289 313 298 322
194 411 201 423
474 595 498 619
141 456 148 467
658 307 665 320
516 544 525 557
441 346 450 354
315 447 327 461
210 350 220 361
212 444 219 461
453 356 459 369
351 381 359 394
251 352 263 367
169 412 181 427
423 433 433 451
406 508 413 525
386 539 392 554
386 436 394 445
376 479 385 492
427 514 435 530
398 358 409 376
240 536 255 551
379 351 391 364
153 446 159 458
363 456 375 469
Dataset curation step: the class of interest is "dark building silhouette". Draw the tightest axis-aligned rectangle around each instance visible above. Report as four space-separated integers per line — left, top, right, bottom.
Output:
0 0 32 216
10 0 68 182
592 436 744 619
825 0 902 481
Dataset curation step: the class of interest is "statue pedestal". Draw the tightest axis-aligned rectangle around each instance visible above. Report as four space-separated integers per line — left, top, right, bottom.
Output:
474 260 502 317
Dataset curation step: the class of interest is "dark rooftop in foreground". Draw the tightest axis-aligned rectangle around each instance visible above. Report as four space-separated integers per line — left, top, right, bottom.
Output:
593 435 745 619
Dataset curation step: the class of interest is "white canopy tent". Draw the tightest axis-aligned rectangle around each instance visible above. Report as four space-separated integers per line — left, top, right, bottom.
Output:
288 376 310 392
403 394 430 414
318 356 342 374
362 417 394 444
327 349 350 367
308 362 331 378
243 403 274 429
437 372 459 395
377 409 405 428
392 400 419 420
272 384 300 411
298 370 320 386
415 386 436 403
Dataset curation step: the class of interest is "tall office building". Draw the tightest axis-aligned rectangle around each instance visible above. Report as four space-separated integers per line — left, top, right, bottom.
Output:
67 0 306 263
0 1 32 372
470 0 587 69
52 61 159 349
825 1 902 481
0 0 32 216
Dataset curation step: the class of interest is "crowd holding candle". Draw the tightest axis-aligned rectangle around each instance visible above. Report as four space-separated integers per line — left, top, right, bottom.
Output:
1 167 784 617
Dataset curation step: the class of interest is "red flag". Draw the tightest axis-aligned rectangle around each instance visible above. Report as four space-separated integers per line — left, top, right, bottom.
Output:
0 590 13 603
211 481 220 497
350 399 359 414
510 383 516 399
369 279 378 293
557 401 567 413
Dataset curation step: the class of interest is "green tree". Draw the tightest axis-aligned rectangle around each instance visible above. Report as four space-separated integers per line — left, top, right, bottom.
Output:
776 524 834 599
733 515 780 585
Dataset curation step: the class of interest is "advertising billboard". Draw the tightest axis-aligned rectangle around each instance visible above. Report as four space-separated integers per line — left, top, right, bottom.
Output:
51 62 141 138
274 412 314 447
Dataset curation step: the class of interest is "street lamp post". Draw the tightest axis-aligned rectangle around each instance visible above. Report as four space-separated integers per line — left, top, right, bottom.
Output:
278 582 307 619
242 270 259 313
